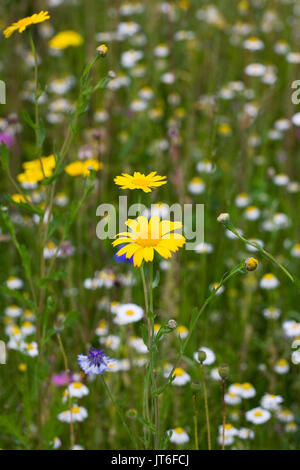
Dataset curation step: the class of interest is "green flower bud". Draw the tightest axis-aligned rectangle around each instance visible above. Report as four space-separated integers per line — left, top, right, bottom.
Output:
197 350 207 363
218 364 230 380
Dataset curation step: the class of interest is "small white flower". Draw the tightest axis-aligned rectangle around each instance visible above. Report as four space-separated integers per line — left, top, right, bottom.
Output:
243 37 264 51
169 427 189 445
244 206 260 221
22 341 38 357
21 321 36 336
194 242 213 254
282 320 300 338
260 273 279 290
6 277 23 290
164 366 191 386
57 405 88 423
292 112 300 127
246 407 271 424
121 50 143 68
276 409 294 423
244 63 266 77
5 305 22 318
235 193 251 208
225 392 241 405
238 428 254 440
239 382 256 399
260 393 283 411
100 335 121 351
262 306 281 320
274 358 289 374
66 382 89 399
113 303 144 325
129 336 148 353
194 347 216 365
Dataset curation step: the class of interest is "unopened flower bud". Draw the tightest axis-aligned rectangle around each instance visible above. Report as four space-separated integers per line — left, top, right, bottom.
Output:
108 70 116 79
167 319 177 329
218 364 230 380
126 408 138 420
245 257 258 271
217 213 230 223
97 44 108 57
197 350 207 363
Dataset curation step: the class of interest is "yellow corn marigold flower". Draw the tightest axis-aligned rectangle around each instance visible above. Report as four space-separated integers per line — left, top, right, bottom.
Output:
3 11 50 38
114 171 167 193
18 363 27 373
49 30 84 50
65 159 103 177
11 194 28 204
112 216 186 267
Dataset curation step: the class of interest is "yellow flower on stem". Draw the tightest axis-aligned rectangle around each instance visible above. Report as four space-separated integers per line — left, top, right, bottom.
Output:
3 11 50 38
49 30 84 50
65 159 103 177
114 171 167 193
112 216 186 267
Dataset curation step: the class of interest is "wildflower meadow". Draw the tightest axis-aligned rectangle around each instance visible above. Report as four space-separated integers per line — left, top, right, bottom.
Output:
0 0 300 453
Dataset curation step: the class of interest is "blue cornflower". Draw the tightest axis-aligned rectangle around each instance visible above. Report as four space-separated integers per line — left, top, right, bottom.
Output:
113 244 133 265
78 348 113 375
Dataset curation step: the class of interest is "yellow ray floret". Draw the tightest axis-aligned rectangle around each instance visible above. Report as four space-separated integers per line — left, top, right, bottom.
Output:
114 171 167 193
112 216 186 267
3 11 50 38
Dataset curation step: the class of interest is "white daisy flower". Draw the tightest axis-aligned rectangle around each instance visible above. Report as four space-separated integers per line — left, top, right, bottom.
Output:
260 273 280 290
244 63 266 77
276 409 294 423
282 320 300 338
225 392 241 405
260 393 283 411
194 242 213 254
66 382 89 399
100 335 121 351
246 407 271 424
194 347 216 365
164 366 191 386
113 303 144 325
262 307 281 320
121 50 143 68
6 276 23 290
5 305 22 318
274 359 289 374
21 321 36 336
22 341 38 357
243 37 264 51
57 405 88 423
129 336 148 353
188 177 205 195
169 427 189 445
240 382 256 399
244 206 261 221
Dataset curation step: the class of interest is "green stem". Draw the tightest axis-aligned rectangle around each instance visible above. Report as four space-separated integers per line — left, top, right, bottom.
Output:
101 375 139 449
192 393 199 450
221 378 226 450
155 261 246 395
57 333 74 449
200 363 211 450
226 223 295 284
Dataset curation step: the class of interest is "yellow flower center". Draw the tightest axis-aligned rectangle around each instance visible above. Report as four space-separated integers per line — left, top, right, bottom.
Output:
174 368 184 377
254 411 262 417
71 407 80 414
174 427 184 434
126 310 135 316
73 382 83 389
